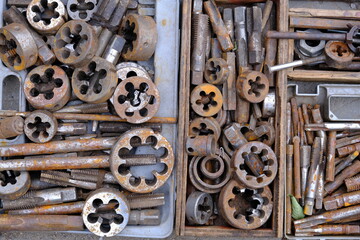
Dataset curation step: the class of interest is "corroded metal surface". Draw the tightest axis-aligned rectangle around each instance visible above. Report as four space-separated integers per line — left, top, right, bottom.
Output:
190 83 223 117
116 62 151 82
0 171 30 200
186 135 216 156
237 71 269 104
110 128 174 193
67 0 97 21
0 116 24 139
24 110 58 143
325 41 354 69
24 65 71 111
185 191 213 225
189 117 221 141
204 58 229 85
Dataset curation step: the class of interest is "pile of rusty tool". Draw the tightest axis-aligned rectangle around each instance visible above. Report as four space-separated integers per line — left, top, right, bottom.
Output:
185 0 278 230
286 98 360 237
0 0 174 237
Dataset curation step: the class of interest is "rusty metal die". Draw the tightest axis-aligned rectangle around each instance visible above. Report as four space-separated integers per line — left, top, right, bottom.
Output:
203 0 233 52
24 110 58 143
325 41 354 69
112 76 160 124
189 151 231 193
204 58 229 85
110 128 174 193
186 135 216 156
189 117 221 141
233 141 278 189
0 214 84 231
0 116 24 139
24 65 71 111
116 62 151 82
120 13 157 61
325 160 360 195
72 56 117 104
186 191 213 225
237 71 269 104
54 20 98 67
82 188 130 237
27 0 68 35
219 180 273 230
67 0 97 21
223 122 248 149
190 83 223 117
345 174 360 192
0 171 30 200
324 190 360 211
0 23 38 71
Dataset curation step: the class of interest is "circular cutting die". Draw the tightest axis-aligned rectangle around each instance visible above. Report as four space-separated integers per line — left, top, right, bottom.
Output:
116 62 151 82
233 141 278 189
110 128 174 193
67 0 97 21
24 65 71 111
325 40 354 69
24 110 58 143
0 171 31 200
237 71 269 103
189 150 231 193
0 23 38 71
82 188 130 237
112 76 160 124
219 180 273 230
186 191 213 225
27 0 68 35
72 56 118 103
54 20 98 67
120 13 157 61
190 83 223 117
189 117 221 141
204 58 229 85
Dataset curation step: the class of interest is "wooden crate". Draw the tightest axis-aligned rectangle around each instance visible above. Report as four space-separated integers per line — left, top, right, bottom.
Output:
175 0 289 237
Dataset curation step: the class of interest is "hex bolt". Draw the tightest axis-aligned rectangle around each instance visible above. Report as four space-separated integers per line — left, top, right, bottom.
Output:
0 116 24 139
325 160 360 195
0 215 84 231
1 187 78 210
0 137 117 157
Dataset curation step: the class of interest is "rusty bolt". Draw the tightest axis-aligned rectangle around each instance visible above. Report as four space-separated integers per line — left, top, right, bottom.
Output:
237 71 269 103
204 58 229 85
110 128 174 193
54 20 98 67
72 56 118 103
219 180 273 229
24 110 58 143
120 13 157 61
190 83 223 117
0 116 24 139
0 23 38 71
27 0 68 35
112 76 160 124
24 65 71 111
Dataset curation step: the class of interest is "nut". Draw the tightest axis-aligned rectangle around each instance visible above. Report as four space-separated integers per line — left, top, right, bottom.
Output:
116 62 151 82
110 128 174 193
296 29 326 57
112 76 160 124
189 117 221 141
204 58 229 85
24 65 71 111
72 56 118 103
223 122 249 149
237 71 269 103
0 23 38 71
190 83 223 117
82 188 130 237
0 171 31 200
325 40 354 69
27 0 68 35
120 13 157 61
219 180 273 229
54 20 98 67
67 0 97 21
186 191 213 225
233 141 278 189
24 110 58 143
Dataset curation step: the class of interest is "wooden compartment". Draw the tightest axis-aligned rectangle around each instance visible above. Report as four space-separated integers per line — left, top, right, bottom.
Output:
175 0 289 237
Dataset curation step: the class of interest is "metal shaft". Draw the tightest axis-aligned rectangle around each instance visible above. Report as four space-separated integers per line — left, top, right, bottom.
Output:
295 225 360 236
300 145 311 206
57 123 87 135
324 190 360 210
99 122 162 133
337 143 360 157
305 123 360 131
326 131 336 182
0 116 24 139
345 174 360 192
286 144 293 235
266 30 345 41
293 136 301 199
335 151 359 175
0 137 117 157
